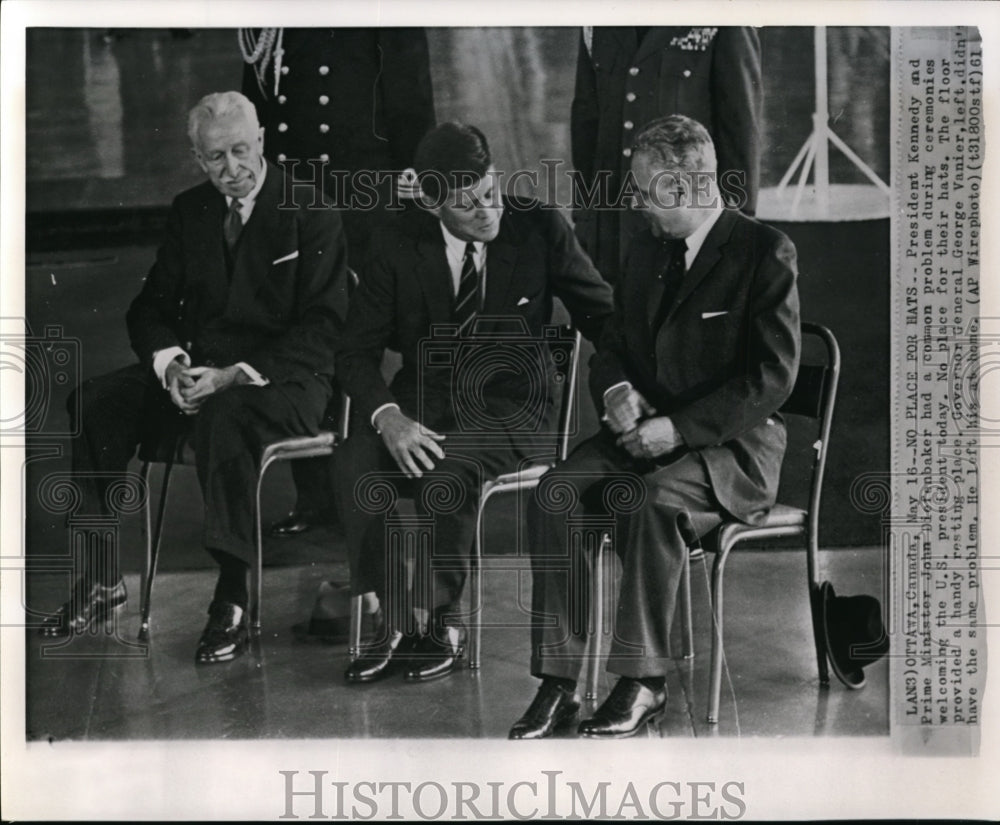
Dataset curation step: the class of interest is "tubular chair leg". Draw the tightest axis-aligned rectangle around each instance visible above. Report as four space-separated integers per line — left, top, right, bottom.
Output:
139 459 173 642
349 595 363 659
707 543 732 724
585 533 610 701
809 581 831 685
469 489 490 671
679 550 694 659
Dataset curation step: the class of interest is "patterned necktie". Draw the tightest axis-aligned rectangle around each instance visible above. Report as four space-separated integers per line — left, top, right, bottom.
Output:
455 242 479 336
224 198 244 254
652 237 688 331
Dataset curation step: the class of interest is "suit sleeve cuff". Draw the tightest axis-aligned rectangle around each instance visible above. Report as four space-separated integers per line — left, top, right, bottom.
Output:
602 381 633 403
152 347 189 389
371 402 400 432
235 362 269 386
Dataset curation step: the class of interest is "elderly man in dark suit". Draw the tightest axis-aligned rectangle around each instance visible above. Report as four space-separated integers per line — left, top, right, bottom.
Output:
572 26 762 284
41 91 349 664
509 115 800 739
335 122 615 684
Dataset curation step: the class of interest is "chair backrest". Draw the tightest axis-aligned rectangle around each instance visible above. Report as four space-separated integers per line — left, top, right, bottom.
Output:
553 328 583 462
778 322 841 543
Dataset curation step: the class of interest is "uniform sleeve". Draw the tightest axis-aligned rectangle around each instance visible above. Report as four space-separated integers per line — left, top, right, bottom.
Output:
711 27 763 215
377 28 437 170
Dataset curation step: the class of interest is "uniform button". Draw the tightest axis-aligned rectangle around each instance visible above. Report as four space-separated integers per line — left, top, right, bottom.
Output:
628 66 639 76
278 94 287 104
280 65 289 75
318 94 329 105
277 153 287 162
278 122 288 132
319 153 330 162
625 92 636 102
624 120 634 130
622 148 632 158
683 69 692 78
318 65 330 75
319 123 330 133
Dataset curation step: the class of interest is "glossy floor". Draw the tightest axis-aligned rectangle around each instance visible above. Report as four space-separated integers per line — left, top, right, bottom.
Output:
25 541 886 740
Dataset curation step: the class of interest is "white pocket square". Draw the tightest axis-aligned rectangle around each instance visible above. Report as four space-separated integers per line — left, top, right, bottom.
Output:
701 310 728 319
272 250 299 265
517 296 531 306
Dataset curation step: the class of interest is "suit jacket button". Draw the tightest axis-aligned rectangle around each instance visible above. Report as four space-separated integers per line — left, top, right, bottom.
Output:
625 92 636 102
683 69 692 78
622 148 632 158
278 94 287 104
278 122 288 132
280 65 289 75
319 153 330 162
318 94 329 105
318 65 330 75
628 66 639 76
319 123 330 133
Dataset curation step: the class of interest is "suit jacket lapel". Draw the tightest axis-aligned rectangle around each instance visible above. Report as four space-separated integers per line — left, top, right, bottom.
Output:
480 209 519 322
414 215 454 325
666 210 736 321
226 161 282 317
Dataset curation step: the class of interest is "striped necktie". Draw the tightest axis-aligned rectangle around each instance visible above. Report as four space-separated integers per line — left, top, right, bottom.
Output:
455 242 479 335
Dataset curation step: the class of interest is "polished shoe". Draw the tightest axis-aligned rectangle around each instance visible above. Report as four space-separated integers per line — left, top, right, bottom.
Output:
39 578 127 637
195 602 249 664
509 680 581 740
403 624 466 682
578 677 667 738
269 509 337 537
344 630 419 683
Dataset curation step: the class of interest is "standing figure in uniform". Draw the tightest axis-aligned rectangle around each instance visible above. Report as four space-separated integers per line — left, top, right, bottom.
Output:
239 27 436 536
571 26 762 284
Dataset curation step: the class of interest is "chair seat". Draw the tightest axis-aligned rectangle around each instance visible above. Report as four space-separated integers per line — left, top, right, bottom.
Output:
705 503 807 551
491 461 555 487
260 431 338 464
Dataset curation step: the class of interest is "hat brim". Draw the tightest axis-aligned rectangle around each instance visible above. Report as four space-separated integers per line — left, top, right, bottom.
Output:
821 581 867 690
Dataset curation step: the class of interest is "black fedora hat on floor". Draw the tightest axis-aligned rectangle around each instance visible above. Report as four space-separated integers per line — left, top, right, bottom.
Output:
821 581 889 690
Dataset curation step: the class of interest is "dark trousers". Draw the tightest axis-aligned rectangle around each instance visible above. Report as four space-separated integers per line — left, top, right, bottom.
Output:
334 410 530 621
69 363 329 571
529 432 724 681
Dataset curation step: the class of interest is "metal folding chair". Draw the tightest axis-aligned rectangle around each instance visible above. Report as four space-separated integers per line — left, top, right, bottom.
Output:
702 321 841 722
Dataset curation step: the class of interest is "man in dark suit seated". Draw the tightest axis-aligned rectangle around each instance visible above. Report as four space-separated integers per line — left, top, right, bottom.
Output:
41 91 349 664
335 122 615 684
509 115 801 739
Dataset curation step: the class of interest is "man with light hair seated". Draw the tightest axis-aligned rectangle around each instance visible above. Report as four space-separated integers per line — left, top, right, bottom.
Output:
42 91 349 664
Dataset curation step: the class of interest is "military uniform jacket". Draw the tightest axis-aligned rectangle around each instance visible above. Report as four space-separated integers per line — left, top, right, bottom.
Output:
242 28 435 177
572 27 762 281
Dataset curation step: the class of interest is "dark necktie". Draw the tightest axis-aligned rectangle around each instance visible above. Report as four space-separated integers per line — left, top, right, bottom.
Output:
224 198 244 254
652 237 687 332
455 242 479 336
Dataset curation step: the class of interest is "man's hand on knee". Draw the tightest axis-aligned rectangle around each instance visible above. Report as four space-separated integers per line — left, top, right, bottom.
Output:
374 407 446 479
179 365 249 412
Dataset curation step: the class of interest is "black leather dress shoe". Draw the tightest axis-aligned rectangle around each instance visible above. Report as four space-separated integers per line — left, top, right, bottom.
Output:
269 509 338 537
403 624 466 682
509 681 581 740
195 602 249 664
39 578 127 637
578 678 667 738
344 631 419 683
